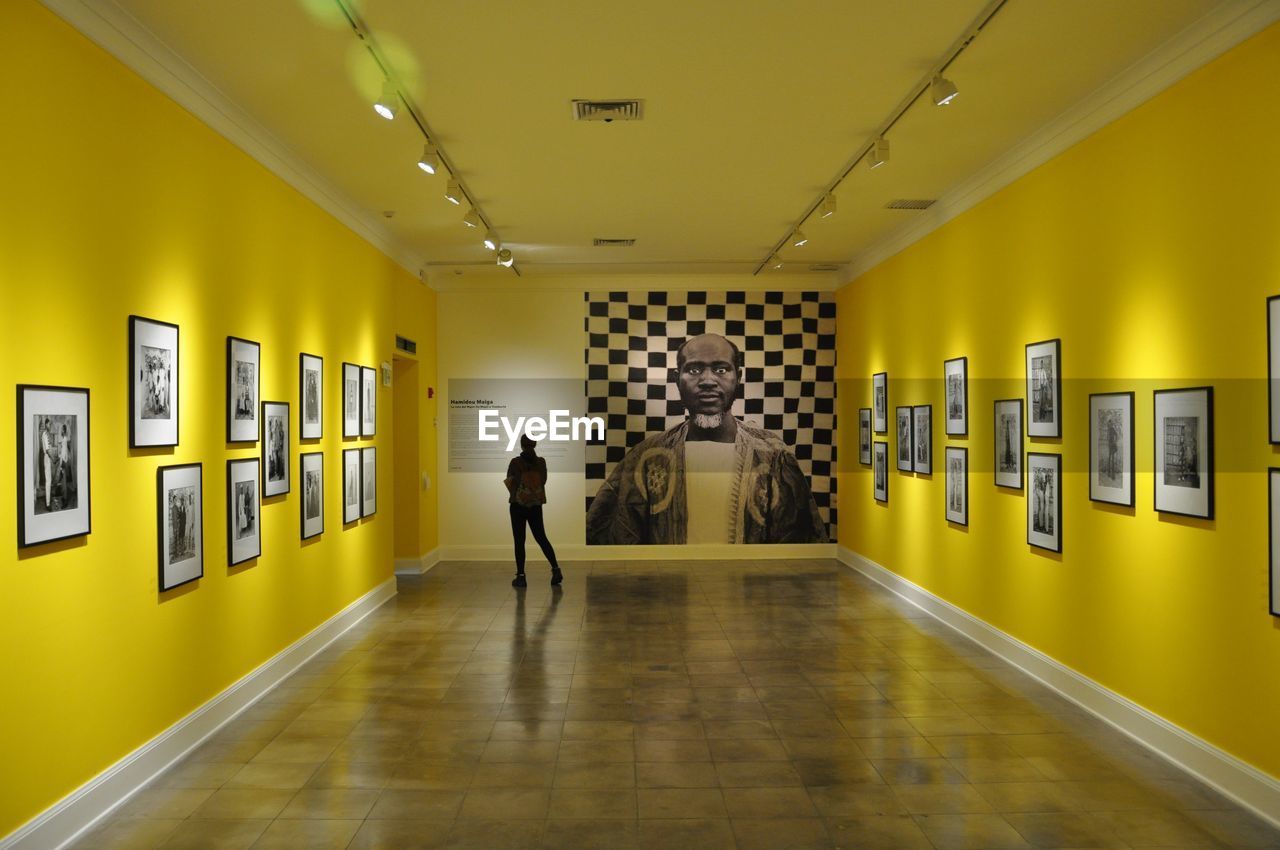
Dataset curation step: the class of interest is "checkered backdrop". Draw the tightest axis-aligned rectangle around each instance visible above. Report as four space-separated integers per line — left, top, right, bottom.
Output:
584 290 837 540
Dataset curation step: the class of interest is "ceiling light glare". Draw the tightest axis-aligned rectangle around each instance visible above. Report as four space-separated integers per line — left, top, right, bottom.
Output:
444 180 462 206
462 208 481 228
819 193 837 219
931 75 959 106
483 229 499 251
373 79 398 120
792 230 808 248
769 255 784 270
496 248 514 267
417 141 439 174
868 137 890 170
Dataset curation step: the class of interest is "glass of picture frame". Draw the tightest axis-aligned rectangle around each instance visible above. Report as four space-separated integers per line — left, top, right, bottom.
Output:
158 463 202 591
872 372 888 434
227 336 260 443
361 365 377 437
299 353 323 441
873 441 888 502
1153 387 1214 519
361 446 377 517
913 404 932 474
859 408 872 465
944 356 967 436
342 362 360 438
1089 392 1134 507
1025 338 1061 438
227 457 261 565
130 315 179 448
1027 452 1062 552
300 452 324 540
262 401 290 498
945 446 968 526
343 448 361 523
18 385 91 547
994 398 1024 489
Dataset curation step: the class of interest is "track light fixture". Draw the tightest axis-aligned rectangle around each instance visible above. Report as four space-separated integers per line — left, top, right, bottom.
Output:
373 79 398 120
496 248 514 267
417 141 439 174
769 255 784 270
462 208 481 228
819 193 837 219
444 180 462 206
931 75 959 106
483 230 499 251
792 230 808 248
868 137 890 169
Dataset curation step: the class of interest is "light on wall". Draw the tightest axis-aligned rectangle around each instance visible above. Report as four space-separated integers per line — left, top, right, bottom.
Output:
931 75 959 106
462 208 481 228
444 180 463 206
483 229 499 251
373 78 398 120
417 141 439 174
869 137 890 169
496 248 514 267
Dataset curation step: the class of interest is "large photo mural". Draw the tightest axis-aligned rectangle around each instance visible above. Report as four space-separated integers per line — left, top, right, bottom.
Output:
584 290 836 544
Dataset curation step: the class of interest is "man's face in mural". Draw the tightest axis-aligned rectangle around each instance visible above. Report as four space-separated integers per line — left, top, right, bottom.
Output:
676 334 739 418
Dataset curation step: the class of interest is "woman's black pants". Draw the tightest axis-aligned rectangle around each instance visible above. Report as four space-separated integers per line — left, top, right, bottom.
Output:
510 504 559 573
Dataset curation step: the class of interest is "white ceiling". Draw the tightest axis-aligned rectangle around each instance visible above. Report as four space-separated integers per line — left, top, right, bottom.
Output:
66 0 1272 283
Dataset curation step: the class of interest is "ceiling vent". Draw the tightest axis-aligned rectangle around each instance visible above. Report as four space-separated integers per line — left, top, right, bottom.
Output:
886 199 937 210
572 99 644 122
593 238 636 247
809 264 841 272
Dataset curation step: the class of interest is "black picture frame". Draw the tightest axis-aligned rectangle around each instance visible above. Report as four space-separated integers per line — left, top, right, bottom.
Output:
129 315 179 448
895 406 912 472
1270 297 1280 444
342 362 360 438
858 408 872 465
262 401 290 498
1153 386 1214 519
945 446 968 526
361 365 377 437
872 372 888 434
227 457 261 565
994 398 1024 490
300 353 323 441
1088 391 1135 507
227 336 261 443
912 404 932 474
944 356 968 437
17 384 91 548
1025 338 1062 439
361 446 377 517
873 441 888 503
157 462 202 591
343 448 362 524
300 451 324 540
1027 451 1062 553
1270 468 1280 617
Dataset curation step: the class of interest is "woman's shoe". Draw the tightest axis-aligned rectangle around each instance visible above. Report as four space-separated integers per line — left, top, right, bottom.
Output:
511 574 527 588
550 568 563 586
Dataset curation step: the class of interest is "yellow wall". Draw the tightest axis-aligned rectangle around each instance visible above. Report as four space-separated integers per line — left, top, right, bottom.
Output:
0 1 427 836
392 276 440 561
837 23 1280 780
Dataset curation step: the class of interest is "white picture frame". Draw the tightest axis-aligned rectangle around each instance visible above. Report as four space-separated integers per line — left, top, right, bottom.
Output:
343 448 361 524
361 446 377 517
227 336 260 443
1153 387 1213 519
1025 338 1061 439
158 463 202 591
130 316 179 447
944 356 967 437
227 457 261 565
262 401 290 498
1027 452 1062 553
300 353 323 441
945 446 967 526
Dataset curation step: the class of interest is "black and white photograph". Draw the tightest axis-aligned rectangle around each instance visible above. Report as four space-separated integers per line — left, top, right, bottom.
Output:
1025 338 1061 438
342 362 360 438
227 457 260 565
301 451 323 540
944 356 968 436
1089 392 1134 507
361 365 377 437
1270 469 1280 617
873 371 888 433
130 315 179 447
1027 452 1062 552
859 407 872 465
18 385 91 547
994 398 1024 489
343 448 361 524
913 404 932 474
945 446 968 526
361 446 377 517
227 336 260 443
1271 296 1280 443
262 401 290 497
158 463 202 591
873 441 888 503
300 353 322 440
1154 387 1214 519
896 406 912 472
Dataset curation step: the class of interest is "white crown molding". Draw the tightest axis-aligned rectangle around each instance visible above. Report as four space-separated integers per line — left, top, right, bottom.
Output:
439 543 836 561
836 546 1280 830
840 0 1280 284
0 577 397 850
38 0 424 279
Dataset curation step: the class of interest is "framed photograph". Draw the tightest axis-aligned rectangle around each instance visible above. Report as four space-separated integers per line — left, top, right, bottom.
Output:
1089 392 1134 507
1027 452 1062 552
18 385 91 547
129 316 178 448
1271 296 1280 443
361 446 377 517
1154 387 1214 519
342 362 360 438
913 404 932 474
1025 338 1061 438
1270 469 1280 617
300 452 324 540
361 365 377 437
872 372 888 433
262 401 290 497
227 336 260 443
158 463 202 591
343 448 361 523
945 446 968 526
300 353 323 440
873 441 888 503
944 356 967 436
994 398 1024 490
858 408 872 465
227 457 261 565
896 407 912 472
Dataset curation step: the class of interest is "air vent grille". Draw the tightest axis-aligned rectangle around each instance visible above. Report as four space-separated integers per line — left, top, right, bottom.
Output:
886 199 937 210
809 264 840 272
593 238 636 247
395 335 417 355
572 99 644 121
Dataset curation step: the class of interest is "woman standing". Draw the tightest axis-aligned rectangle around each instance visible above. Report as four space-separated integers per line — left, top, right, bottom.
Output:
505 435 563 588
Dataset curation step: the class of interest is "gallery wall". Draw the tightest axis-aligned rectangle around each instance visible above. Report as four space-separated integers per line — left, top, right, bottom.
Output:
0 0 431 837
836 21 1280 781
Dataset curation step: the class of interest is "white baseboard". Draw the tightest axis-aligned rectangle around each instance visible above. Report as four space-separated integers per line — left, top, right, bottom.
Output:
835 546 1280 830
394 548 440 576
0 577 398 850
439 543 836 562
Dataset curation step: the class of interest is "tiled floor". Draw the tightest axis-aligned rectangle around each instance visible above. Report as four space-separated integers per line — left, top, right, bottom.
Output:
77 560 1279 849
